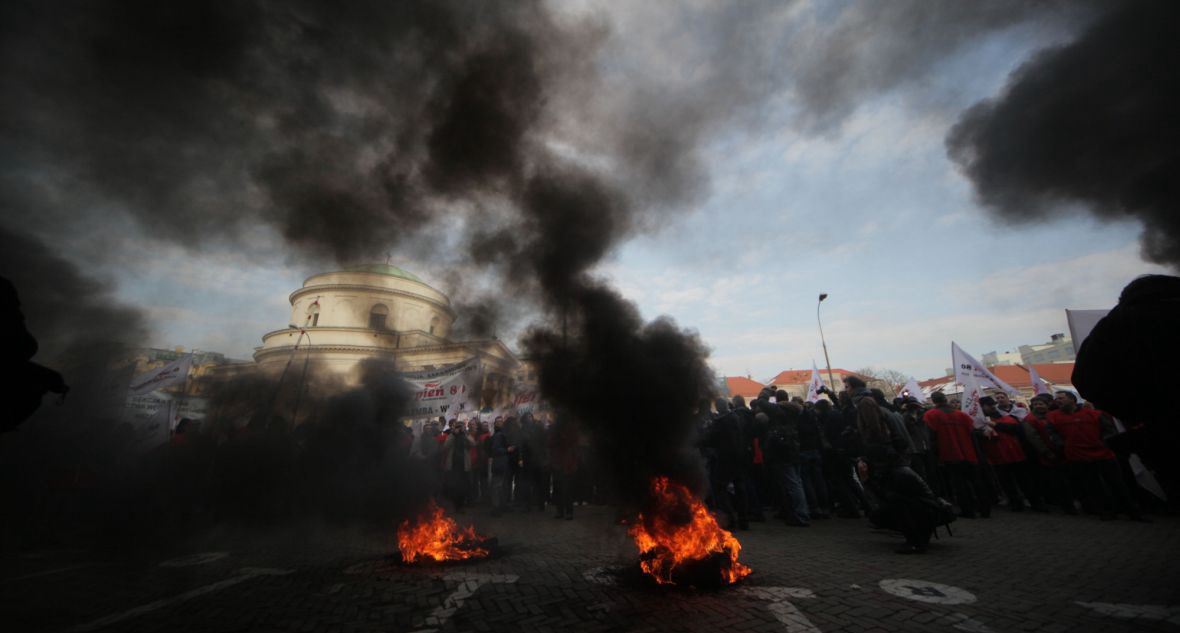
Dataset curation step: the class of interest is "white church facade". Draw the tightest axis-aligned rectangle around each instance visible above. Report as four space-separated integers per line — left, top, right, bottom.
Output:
252 264 518 406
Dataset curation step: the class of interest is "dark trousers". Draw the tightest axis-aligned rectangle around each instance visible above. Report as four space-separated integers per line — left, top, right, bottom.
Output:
710 465 749 528
944 461 989 517
1069 459 1139 517
799 450 830 515
909 452 938 491
552 470 574 518
994 463 1026 509
530 468 550 509
768 461 809 524
824 451 866 516
1016 460 1046 509
742 467 764 519
469 464 488 504
445 468 468 511
890 495 935 547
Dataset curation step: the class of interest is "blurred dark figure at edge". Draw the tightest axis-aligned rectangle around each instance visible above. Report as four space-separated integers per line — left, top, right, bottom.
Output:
2 277 68 432
1073 274 1180 509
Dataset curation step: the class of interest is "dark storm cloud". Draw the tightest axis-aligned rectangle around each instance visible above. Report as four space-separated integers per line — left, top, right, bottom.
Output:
947 0 1180 268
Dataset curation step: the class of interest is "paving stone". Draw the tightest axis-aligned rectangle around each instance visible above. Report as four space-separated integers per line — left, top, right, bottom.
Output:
1 505 1178 632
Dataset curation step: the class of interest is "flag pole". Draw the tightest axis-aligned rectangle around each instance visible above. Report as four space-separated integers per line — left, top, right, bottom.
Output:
817 293 836 389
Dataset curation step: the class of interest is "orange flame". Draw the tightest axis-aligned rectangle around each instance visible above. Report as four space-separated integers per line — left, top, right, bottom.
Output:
397 500 490 563
629 476 752 585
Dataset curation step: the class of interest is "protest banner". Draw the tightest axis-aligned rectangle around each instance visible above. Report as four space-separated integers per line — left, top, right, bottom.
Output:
128 355 193 396
402 357 483 418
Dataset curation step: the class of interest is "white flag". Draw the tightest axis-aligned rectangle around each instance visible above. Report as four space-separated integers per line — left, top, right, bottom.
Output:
900 379 927 403
1129 454 1168 501
952 342 1018 395
1028 365 1052 396
131 400 173 451
960 373 986 428
128 355 192 396
806 361 826 403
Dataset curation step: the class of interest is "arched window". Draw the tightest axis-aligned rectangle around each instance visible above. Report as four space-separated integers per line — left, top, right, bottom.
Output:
429 315 440 336
369 304 389 330
306 301 320 327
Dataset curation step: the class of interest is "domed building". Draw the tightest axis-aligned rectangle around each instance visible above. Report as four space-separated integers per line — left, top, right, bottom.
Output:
253 264 518 406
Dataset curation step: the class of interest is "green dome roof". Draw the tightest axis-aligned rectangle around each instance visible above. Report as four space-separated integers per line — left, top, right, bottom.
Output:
342 263 424 284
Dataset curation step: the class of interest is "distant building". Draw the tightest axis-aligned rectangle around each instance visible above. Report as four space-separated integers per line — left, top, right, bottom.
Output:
982 333 1074 367
1018 333 1075 364
981 350 1022 366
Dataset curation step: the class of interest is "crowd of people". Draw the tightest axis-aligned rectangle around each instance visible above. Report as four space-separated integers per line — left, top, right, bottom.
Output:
408 412 591 520
404 373 1158 556
699 376 1155 554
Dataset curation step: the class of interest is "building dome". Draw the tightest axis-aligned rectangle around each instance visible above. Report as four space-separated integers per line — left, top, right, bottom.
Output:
250 262 520 416
341 263 425 284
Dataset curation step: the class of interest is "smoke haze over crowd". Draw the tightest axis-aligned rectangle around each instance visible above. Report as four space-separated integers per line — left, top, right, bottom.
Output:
1 0 1175 542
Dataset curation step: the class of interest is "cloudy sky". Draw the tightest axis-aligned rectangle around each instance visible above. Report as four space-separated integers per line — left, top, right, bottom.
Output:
4 1 1173 383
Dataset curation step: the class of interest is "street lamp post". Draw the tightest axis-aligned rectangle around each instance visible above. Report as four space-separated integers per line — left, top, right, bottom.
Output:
289 327 312 424
817 293 837 390
269 325 312 428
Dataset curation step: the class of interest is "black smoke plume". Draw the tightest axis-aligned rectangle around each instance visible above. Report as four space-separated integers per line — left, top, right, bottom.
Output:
947 0 1180 268
1 0 731 541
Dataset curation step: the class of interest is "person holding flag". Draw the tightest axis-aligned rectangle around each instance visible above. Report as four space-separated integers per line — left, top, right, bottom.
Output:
806 361 826 404
979 396 1028 512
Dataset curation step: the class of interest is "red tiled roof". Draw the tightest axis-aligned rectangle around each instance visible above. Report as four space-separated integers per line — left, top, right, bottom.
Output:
918 363 1074 390
724 376 766 398
918 375 955 389
1029 363 1074 385
766 368 861 386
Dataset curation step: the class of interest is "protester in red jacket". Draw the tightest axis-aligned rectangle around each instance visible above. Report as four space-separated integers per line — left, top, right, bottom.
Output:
923 391 989 518
1022 394 1075 513
1046 392 1146 521
980 397 1028 512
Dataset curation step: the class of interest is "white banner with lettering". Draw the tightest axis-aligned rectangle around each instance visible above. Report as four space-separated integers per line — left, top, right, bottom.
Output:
403 358 483 418
951 342 1018 395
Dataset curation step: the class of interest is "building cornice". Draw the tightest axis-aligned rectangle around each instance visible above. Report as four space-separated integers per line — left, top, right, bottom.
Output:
253 338 519 368
288 283 455 318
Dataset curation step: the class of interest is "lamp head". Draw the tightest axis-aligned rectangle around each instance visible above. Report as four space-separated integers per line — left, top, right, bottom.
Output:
818 293 828 302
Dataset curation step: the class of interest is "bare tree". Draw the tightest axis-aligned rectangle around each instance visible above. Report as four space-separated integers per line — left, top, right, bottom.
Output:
855 367 914 399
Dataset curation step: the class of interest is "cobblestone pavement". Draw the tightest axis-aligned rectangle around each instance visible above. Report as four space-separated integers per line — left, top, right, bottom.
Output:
3 506 1178 633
